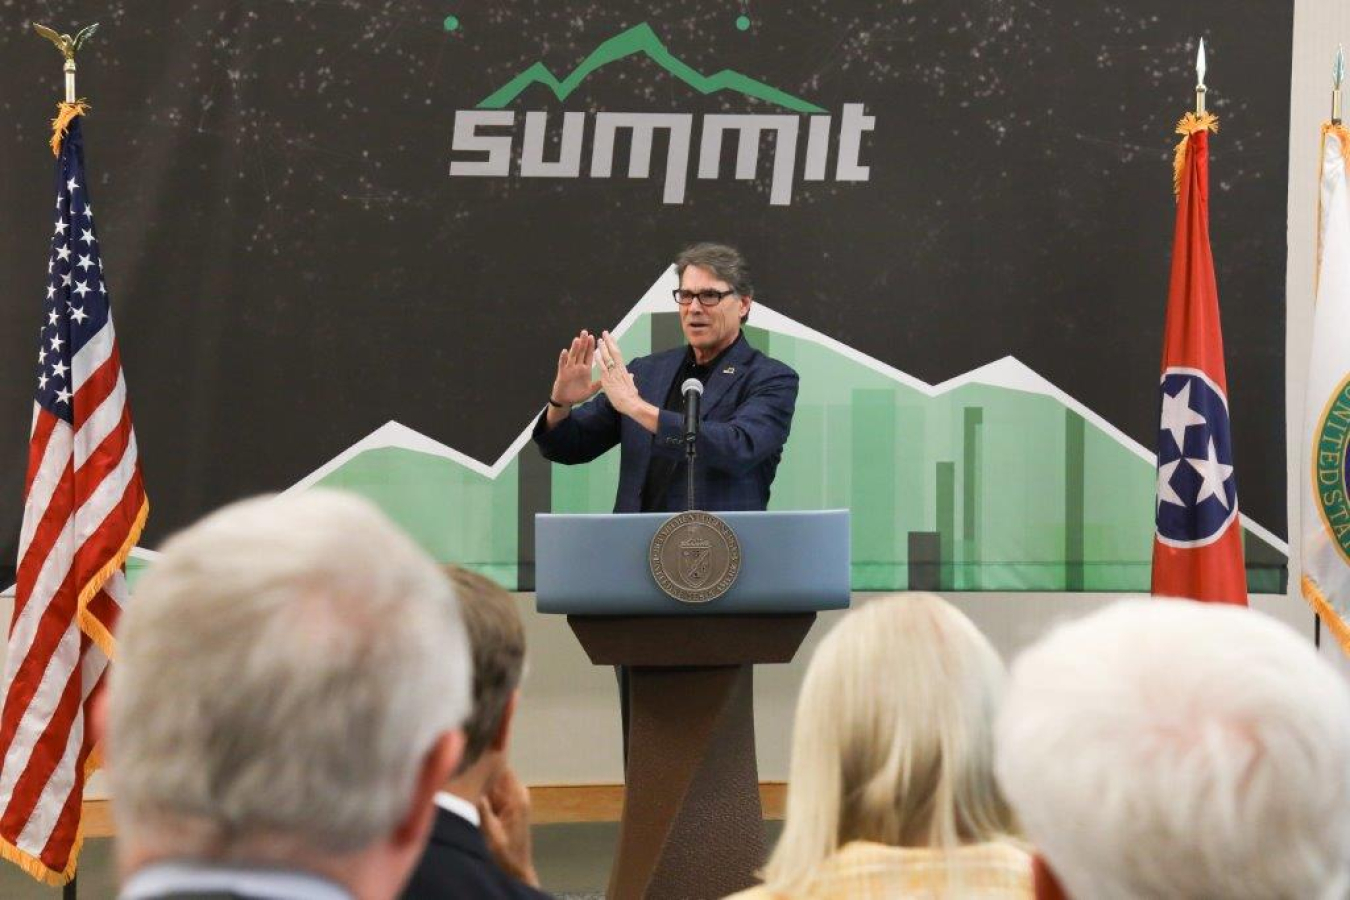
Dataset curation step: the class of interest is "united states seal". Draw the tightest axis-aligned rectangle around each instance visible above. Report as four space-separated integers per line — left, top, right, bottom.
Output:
1312 374 1350 564
649 511 741 604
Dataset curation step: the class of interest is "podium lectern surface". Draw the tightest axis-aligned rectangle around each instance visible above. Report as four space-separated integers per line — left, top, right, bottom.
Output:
536 509 849 614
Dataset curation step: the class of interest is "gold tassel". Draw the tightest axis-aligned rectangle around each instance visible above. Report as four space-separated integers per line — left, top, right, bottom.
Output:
1317 122 1350 292
1302 574 1350 656
48 100 90 157
1328 122 1350 178
1172 111 1219 198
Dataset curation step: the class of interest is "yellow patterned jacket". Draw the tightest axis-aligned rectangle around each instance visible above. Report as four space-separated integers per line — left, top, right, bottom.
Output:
725 840 1034 900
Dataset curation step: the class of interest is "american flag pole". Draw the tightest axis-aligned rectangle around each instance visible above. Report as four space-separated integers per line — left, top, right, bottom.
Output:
0 25 146 887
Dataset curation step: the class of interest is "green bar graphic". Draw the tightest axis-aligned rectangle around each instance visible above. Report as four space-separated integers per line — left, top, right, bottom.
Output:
937 461 956 590
853 389 897 588
516 442 552 591
961 407 983 589
908 531 941 590
1065 410 1086 591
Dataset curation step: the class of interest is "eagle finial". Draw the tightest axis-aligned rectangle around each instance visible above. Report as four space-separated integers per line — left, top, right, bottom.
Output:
33 22 97 60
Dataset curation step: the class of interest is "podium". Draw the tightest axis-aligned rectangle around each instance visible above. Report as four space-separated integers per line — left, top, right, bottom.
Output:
537 511 850 899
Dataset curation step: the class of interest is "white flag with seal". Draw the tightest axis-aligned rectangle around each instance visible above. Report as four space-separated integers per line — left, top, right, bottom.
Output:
1303 123 1350 653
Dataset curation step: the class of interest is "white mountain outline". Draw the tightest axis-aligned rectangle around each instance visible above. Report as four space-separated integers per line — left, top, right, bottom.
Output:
283 266 1287 557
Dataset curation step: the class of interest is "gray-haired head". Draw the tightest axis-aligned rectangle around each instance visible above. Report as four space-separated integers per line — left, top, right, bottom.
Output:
997 598 1350 900
108 489 471 864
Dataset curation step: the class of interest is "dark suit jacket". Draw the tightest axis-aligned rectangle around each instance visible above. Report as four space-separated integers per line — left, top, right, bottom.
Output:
532 334 799 511
401 808 553 900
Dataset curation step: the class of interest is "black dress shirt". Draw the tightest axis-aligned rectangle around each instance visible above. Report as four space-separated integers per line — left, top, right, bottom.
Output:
639 335 743 511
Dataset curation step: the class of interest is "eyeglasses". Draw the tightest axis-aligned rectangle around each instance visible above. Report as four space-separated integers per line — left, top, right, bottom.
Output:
673 288 737 307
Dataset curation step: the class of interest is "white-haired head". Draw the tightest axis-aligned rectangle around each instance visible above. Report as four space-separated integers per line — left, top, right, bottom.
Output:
996 598 1350 900
108 490 471 877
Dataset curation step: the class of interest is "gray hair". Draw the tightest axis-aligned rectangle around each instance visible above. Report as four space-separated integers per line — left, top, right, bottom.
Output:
108 490 471 859
675 243 754 295
997 598 1350 900
764 594 1016 895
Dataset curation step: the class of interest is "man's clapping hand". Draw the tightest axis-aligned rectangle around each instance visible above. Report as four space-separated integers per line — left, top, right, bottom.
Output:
596 331 643 418
478 766 541 889
551 330 601 407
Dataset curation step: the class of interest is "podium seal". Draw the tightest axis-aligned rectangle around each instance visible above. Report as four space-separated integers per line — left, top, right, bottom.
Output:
649 511 741 604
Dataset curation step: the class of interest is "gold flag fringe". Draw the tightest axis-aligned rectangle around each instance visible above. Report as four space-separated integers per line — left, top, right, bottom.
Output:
1172 111 1219 198
0 815 88 886
0 728 105 885
77 497 147 658
1315 123 1350 295
49 100 90 157
1302 574 1350 656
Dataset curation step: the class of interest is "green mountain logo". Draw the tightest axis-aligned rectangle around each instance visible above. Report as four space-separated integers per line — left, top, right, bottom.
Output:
477 22 826 114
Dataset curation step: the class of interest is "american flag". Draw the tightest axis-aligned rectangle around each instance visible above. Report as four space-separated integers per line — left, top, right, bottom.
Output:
0 112 147 884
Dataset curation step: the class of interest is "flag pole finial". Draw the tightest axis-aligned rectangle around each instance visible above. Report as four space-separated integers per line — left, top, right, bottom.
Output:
1334 45 1344 125
1195 38 1207 116
32 23 98 103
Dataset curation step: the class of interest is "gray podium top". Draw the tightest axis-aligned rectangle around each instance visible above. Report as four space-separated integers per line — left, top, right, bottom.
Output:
535 510 850 615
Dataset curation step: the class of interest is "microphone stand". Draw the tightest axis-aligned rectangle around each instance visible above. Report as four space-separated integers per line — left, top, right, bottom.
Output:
686 433 697 511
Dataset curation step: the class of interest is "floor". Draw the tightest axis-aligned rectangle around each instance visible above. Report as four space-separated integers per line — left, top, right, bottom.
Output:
0 822 785 899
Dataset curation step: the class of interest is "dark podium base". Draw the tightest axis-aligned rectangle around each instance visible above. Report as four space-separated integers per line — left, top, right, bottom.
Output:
569 614 816 900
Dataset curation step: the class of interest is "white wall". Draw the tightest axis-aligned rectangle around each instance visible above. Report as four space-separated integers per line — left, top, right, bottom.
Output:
507 591 1309 785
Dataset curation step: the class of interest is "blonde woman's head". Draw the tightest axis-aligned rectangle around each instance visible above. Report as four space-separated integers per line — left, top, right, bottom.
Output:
764 594 1015 893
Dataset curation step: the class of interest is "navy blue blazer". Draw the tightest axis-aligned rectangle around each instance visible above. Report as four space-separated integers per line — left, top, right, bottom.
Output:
532 334 799 512
402 807 553 900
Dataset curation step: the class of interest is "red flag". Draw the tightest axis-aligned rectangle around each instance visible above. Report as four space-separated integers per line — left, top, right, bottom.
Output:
1150 113 1247 605
0 107 147 884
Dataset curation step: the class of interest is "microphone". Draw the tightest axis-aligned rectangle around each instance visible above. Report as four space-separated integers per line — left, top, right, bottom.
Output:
681 378 703 445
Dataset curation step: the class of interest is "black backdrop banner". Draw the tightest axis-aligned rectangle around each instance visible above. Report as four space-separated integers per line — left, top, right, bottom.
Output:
0 1 1291 589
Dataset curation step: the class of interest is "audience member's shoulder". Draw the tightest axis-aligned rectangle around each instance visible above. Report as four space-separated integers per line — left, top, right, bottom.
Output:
404 808 552 900
957 838 1036 887
404 851 553 900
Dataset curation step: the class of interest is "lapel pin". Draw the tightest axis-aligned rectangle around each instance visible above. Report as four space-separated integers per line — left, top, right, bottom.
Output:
722 366 735 375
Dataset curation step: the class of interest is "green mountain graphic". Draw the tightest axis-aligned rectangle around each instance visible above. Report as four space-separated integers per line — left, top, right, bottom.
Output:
296 309 1286 595
477 22 827 114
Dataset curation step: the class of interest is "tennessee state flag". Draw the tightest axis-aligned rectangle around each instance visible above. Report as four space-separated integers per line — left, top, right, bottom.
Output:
1150 112 1248 605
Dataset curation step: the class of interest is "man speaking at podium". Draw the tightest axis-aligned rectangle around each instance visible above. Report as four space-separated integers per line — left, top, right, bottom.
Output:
532 243 799 513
